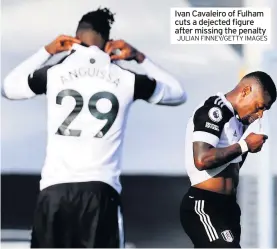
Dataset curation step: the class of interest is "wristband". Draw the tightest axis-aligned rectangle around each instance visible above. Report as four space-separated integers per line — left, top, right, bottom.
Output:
238 139 249 154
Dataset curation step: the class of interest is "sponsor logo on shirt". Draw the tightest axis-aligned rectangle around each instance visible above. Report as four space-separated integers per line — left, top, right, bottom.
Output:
205 122 219 131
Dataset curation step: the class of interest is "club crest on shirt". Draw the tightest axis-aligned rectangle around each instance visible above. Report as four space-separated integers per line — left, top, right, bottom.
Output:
208 107 223 123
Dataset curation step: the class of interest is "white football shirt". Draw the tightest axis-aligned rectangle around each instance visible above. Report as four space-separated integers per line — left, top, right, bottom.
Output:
3 43 186 193
30 45 159 192
185 92 244 185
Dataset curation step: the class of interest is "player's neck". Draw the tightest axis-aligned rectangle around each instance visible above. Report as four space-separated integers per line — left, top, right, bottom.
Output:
76 31 105 50
225 91 239 115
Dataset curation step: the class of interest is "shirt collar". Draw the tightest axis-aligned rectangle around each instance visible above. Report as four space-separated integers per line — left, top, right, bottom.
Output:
72 43 100 52
71 43 111 69
216 92 235 115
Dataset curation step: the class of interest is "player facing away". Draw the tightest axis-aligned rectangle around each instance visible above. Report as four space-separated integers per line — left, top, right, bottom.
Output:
180 72 276 248
2 8 187 248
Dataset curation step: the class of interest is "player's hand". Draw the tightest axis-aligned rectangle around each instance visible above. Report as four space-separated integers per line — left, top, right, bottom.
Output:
244 132 268 153
104 39 145 63
45 35 81 55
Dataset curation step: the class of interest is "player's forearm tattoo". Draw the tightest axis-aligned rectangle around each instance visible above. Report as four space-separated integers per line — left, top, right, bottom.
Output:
194 142 242 170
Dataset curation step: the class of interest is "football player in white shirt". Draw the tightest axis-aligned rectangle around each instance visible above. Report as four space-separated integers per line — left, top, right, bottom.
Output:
180 71 276 248
2 8 186 248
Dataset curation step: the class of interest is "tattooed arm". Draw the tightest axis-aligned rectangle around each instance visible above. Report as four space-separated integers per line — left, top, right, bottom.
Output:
193 132 267 171
193 142 242 171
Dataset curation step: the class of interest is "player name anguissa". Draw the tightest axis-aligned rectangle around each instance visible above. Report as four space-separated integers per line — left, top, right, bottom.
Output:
60 67 120 86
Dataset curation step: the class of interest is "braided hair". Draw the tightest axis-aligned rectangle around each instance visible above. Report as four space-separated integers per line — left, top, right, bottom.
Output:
77 7 115 41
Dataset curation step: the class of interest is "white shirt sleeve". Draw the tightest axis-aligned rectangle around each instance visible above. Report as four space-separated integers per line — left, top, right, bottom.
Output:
2 47 51 99
139 57 187 106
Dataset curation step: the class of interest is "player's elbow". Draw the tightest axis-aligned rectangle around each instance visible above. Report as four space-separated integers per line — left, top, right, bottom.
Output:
171 80 187 104
176 90 187 105
158 84 187 106
1 86 8 98
194 154 211 171
2 75 30 100
171 87 187 105
2 76 12 99
194 159 206 171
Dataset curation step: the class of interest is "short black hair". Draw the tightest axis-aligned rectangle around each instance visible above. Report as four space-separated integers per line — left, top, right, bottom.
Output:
77 7 115 40
243 71 276 105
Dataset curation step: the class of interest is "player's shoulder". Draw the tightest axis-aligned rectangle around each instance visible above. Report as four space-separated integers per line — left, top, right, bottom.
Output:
110 62 136 82
194 95 233 124
111 61 133 73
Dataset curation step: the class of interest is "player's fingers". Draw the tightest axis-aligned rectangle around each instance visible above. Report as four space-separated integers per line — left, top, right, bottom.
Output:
67 37 81 44
106 43 116 55
254 145 262 152
113 40 125 48
58 34 70 41
106 41 124 54
105 40 114 49
61 41 73 47
108 40 125 52
61 43 74 51
110 54 124 61
105 41 114 55
63 37 81 44
59 35 81 44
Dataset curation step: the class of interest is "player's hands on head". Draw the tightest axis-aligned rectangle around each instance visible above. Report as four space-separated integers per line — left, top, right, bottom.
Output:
105 39 145 63
45 35 81 55
244 132 268 153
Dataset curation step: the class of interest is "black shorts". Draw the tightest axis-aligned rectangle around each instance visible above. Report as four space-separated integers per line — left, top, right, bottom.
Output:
180 187 241 248
31 181 124 248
